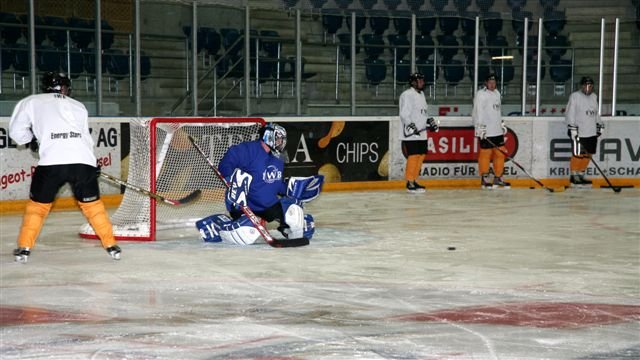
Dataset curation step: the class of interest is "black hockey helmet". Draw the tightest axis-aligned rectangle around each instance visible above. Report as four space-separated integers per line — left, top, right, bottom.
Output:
485 73 498 82
42 72 71 93
408 72 425 83
580 76 594 85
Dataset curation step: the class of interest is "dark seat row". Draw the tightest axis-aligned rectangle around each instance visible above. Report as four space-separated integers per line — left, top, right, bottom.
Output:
0 12 114 50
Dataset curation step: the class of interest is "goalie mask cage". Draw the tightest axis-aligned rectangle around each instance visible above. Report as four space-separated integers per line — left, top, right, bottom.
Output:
79 117 265 241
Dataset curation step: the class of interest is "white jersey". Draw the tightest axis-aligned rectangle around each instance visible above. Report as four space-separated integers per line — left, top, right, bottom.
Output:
564 90 602 138
472 87 503 137
399 87 429 141
9 93 96 167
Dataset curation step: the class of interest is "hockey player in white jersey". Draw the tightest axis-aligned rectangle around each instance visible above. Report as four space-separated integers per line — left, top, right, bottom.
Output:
196 124 322 245
472 73 510 189
9 72 121 262
565 76 603 187
399 72 439 193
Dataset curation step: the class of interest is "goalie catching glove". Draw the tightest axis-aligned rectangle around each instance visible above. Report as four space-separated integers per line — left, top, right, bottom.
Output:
286 175 324 203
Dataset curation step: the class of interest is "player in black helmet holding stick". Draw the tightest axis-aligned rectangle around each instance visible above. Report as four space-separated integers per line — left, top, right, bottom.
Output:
565 76 604 187
399 72 439 193
9 72 121 263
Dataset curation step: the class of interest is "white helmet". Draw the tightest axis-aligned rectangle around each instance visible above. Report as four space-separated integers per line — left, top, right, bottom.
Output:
261 124 287 154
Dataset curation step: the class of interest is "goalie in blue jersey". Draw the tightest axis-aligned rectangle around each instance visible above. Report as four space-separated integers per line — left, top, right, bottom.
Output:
196 124 323 245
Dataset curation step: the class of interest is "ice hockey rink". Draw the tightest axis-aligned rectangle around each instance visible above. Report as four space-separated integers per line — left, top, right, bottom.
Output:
1 188 639 360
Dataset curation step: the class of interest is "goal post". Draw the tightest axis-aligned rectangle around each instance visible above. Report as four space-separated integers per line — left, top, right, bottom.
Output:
79 117 266 241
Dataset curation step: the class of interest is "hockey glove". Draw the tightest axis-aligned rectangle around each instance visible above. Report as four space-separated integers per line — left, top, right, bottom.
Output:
596 123 604 137
427 117 440 132
28 138 39 153
475 125 487 139
406 123 418 136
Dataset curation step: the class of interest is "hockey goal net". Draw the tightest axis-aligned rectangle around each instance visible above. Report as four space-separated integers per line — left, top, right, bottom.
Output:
79 117 265 241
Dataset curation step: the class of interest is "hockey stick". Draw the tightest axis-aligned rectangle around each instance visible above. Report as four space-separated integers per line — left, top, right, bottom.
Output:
187 135 309 248
99 172 202 206
485 138 565 193
589 158 621 193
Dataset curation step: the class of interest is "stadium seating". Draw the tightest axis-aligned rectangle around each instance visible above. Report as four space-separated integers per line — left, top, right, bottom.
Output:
1 47 13 71
437 34 459 63
543 10 566 36
415 34 435 60
487 35 509 57
335 0 354 9
395 58 411 83
393 13 411 35
417 14 437 36
459 12 477 36
442 59 465 95
545 34 569 60
337 32 361 59
431 0 449 11
260 30 280 58
388 33 409 60
1 12 22 45
36 45 61 72
360 0 378 10
511 9 533 36
363 33 386 59
101 20 114 50
482 12 503 40
383 0 402 10
507 0 527 10
476 0 495 12
310 0 328 8
69 17 94 49
438 11 460 36
345 12 367 34
369 12 390 35
322 14 343 37
221 28 242 57
44 16 67 48
416 58 439 83
454 0 472 11
365 57 386 88
202 27 222 56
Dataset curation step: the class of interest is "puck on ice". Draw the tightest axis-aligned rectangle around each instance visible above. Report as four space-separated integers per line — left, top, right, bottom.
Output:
447 246 456 251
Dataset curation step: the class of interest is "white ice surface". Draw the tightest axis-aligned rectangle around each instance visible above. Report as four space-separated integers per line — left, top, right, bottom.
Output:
1 188 639 359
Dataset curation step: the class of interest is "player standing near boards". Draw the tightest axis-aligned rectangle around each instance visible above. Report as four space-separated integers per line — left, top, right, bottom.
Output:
399 72 439 193
565 76 603 187
472 73 510 189
8 72 121 263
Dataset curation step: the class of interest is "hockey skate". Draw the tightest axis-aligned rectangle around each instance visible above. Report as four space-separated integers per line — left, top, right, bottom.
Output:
106 245 121 260
406 181 426 193
570 173 592 188
13 247 30 263
492 176 511 189
481 174 493 189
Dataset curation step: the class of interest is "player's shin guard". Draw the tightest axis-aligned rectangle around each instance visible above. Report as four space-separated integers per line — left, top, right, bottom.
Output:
17 200 53 249
405 155 424 181
570 155 582 172
78 200 117 248
478 148 492 175
492 147 506 177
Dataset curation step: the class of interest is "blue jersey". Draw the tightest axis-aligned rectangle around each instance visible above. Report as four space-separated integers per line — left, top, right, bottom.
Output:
219 140 285 212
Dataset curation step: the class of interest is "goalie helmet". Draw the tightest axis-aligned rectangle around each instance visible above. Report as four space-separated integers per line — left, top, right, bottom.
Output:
42 72 71 94
261 124 287 154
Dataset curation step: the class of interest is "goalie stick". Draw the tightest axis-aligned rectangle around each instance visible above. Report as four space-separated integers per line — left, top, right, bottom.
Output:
485 138 565 193
99 172 202 206
187 135 310 248
589 158 622 193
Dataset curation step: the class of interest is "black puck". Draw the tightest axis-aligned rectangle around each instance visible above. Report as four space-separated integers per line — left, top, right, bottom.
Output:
447 246 456 251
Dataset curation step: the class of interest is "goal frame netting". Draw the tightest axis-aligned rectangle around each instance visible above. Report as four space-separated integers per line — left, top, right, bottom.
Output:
79 117 265 241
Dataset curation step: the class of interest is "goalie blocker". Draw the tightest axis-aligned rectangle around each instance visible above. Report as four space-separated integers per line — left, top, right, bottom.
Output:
196 175 323 245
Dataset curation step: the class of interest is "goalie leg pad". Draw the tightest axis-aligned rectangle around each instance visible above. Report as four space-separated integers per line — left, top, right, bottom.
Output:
280 198 305 239
196 214 230 243
303 214 315 240
219 215 262 245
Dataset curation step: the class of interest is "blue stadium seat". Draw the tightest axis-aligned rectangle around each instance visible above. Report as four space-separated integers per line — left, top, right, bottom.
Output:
83 48 109 75
322 14 343 36
36 45 61 72
346 12 367 34
1 12 23 45
430 0 448 12
511 9 533 36
393 13 412 35
44 16 67 47
543 10 566 36
221 28 242 57
487 35 509 57
105 48 129 80
545 34 569 60
363 33 385 59
184 25 205 53
438 11 460 36
437 34 459 62
459 12 477 36
337 33 361 59
202 27 222 56
383 0 402 10
416 58 439 83
12 44 30 74
335 0 353 9
365 57 386 86
388 33 409 60
1 47 13 71
140 52 151 80
482 12 503 39
260 30 280 58
415 34 435 60
468 59 490 82
507 0 527 9
476 0 495 12
549 58 571 84
69 17 94 49
417 14 437 35
539 0 559 10
395 58 411 83
66 47 85 79
454 0 472 11
492 59 515 84
443 59 465 94
516 34 538 55
526 56 546 83
282 0 300 8
407 0 425 11
461 34 483 61
360 0 378 10
310 0 328 8
369 12 390 35
101 20 115 50
19 15 47 46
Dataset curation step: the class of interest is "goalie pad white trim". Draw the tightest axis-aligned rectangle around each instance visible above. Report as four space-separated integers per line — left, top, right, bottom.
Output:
282 201 305 239
286 175 324 203
197 214 261 245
